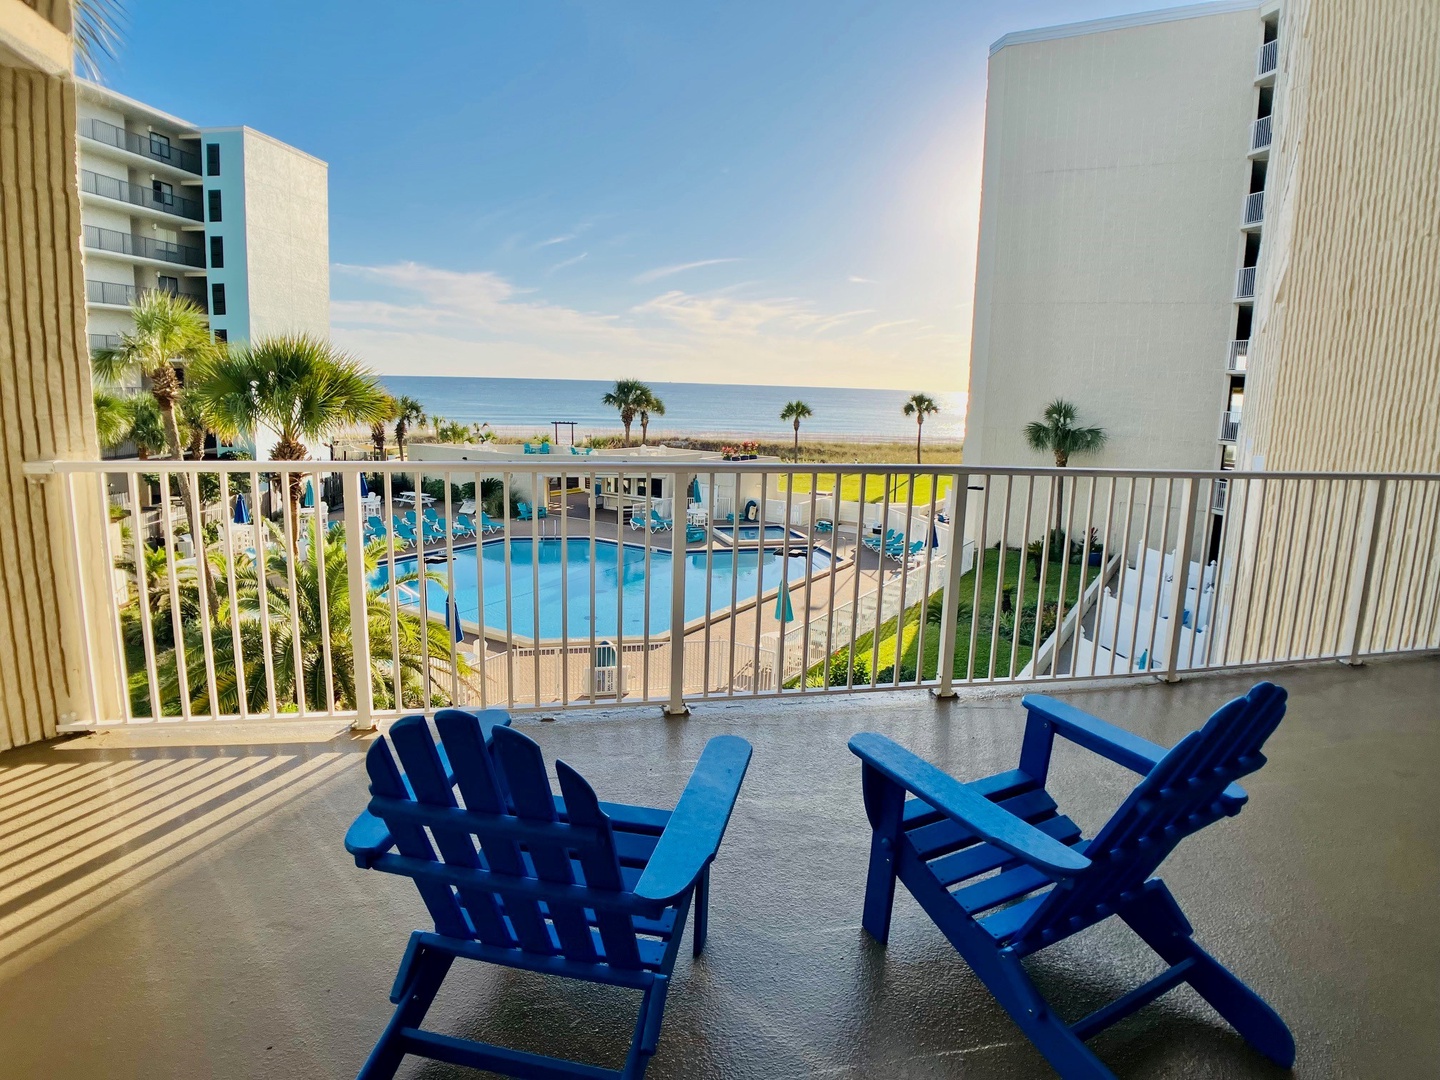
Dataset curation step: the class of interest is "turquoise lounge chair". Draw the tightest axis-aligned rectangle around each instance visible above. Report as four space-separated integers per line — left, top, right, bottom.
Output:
453 514 477 539
650 509 673 532
685 524 707 544
478 511 503 535
393 521 418 549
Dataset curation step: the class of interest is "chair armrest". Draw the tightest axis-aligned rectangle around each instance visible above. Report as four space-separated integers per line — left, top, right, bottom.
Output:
849 733 1090 878
633 735 753 904
344 809 394 867
1021 695 1247 802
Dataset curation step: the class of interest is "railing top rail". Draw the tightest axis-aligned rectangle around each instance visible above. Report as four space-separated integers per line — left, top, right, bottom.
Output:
21 458 1440 484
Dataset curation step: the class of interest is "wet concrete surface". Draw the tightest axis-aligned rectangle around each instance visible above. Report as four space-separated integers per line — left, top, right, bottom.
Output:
0 659 1436 1078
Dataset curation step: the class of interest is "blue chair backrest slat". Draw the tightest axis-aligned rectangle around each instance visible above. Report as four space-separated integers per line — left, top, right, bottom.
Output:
389 718 514 948
490 727 604 962
434 712 556 953
556 760 643 969
1016 683 1286 948
365 735 472 939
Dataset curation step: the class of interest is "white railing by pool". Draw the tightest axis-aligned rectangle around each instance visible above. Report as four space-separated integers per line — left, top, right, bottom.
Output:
24 459 1440 729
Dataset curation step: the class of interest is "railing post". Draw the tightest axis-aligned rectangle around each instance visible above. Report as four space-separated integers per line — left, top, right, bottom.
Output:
1162 477 1200 682
1340 477 1387 665
665 470 691 716
343 469 376 730
933 472 969 698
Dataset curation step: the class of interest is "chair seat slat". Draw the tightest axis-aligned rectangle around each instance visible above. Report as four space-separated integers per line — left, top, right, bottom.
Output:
931 814 1081 889
907 788 1060 861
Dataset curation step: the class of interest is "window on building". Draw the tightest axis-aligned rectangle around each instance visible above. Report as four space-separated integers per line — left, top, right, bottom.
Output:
157 275 179 295
211 283 227 316
214 328 228 343
209 235 224 268
206 143 220 176
208 190 222 222
149 131 171 159
152 179 174 208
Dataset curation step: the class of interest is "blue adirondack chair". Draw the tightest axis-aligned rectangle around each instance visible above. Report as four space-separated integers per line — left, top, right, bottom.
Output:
849 682 1294 1079
346 710 753 1080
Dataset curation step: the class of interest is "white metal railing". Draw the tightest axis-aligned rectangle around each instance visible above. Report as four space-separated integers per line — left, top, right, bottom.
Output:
1219 411 1242 442
1236 265 1257 299
1243 190 1265 227
24 458 1440 728
1251 114 1273 153
1258 39 1278 78
1228 339 1250 373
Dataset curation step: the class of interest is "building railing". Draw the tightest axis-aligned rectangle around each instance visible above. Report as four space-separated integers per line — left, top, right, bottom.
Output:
1251 114 1273 153
81 169 204 221
78 117 202 174
1228 338 1250 372
24 459 1440 730
1243 190 1265 227
83 225 205 268
1258 39 1279 78
86 278 207 309
88 332 123 352
1219 412 1242 442
1236 265 1257 299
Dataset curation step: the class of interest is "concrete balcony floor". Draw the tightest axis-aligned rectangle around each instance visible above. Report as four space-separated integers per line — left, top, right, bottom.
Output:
0 659 1436 1078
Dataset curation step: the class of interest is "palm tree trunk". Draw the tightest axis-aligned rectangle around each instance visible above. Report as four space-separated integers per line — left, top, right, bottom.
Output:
622 418 632 445
915 419 923 464
1054 450 1068 535
155 391 219 613
640 415 649 445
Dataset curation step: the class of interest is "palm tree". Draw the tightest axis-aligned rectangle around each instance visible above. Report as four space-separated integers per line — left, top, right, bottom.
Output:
187 334 390 549
393 396 426 460
637 387 665 445
93 290 219 605
1023 399 1107 532
93 390 168 458
780 400 813 461
601 379 649 445
902 392 941 464
371 393 398 460
150 524 468 716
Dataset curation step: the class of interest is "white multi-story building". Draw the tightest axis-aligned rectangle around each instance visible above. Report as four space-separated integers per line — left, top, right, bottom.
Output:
963 1 1282 480
77 80 329 357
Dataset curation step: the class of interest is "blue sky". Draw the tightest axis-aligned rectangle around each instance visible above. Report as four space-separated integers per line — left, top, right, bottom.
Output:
102 1 1179 390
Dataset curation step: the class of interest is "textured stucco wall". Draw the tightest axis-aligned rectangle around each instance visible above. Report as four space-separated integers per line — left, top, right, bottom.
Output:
239 127 329 341
1240 0 1440 472
965 6 1262 471
0 47 122 747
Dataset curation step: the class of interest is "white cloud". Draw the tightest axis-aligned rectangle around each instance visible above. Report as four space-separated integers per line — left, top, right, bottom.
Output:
632 258 741 284
547 252 588 274
848 275 879 284
536 234 576 247
330 261 965 390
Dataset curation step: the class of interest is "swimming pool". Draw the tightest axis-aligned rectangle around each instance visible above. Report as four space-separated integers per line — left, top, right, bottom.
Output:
714 524 806 542
375 537 832 640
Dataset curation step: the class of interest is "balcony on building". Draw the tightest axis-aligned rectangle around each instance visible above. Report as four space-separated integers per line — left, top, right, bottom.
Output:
1236 265 1257 300
83 224 206 270
1257 38 1279 81
1243 190 1265 229
80 169 204 223
1228 338 1250 373
1219 409 1242 442
77 116 202 175
85 278 208 312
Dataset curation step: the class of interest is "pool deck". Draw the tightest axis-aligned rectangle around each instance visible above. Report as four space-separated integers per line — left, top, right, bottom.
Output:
1 658 1435 1077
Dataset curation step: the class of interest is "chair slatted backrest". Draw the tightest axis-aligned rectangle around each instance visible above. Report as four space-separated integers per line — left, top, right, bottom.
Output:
1015 682 1287 951
365 711 645 970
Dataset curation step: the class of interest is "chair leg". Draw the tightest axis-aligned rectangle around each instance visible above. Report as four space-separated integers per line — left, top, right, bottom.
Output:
1123 883 1296 1068
357 943 455 1080
861 830 900 945
621 974 671 1080
692 864 711 957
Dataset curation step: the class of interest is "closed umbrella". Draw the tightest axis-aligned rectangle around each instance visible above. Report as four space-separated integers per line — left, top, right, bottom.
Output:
232 493 250 525
302 480 316 508
775 587 793 623
445 595 464 644
358 473 370 499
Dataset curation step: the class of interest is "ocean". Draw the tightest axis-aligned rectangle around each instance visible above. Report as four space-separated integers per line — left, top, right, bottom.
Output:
378 376 966 444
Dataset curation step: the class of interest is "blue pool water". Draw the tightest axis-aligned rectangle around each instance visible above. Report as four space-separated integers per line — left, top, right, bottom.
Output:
375 537 832 640
715 524 803 542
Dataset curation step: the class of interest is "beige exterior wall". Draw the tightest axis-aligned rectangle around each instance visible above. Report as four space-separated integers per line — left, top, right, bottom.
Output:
240 128 329 339
1239 0 1440 472
965 4 1263 471
0 6 123 749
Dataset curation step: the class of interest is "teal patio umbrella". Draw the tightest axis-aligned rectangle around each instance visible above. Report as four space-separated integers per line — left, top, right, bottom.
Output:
445 594 464 644
775 587 793 623
302 480 316 508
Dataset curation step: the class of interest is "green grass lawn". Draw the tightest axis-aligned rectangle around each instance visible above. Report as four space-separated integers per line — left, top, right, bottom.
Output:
779 471 953 507
802 545 1088 686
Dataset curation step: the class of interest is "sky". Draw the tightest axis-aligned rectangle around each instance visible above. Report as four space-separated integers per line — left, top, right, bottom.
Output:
101 1 1182 391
